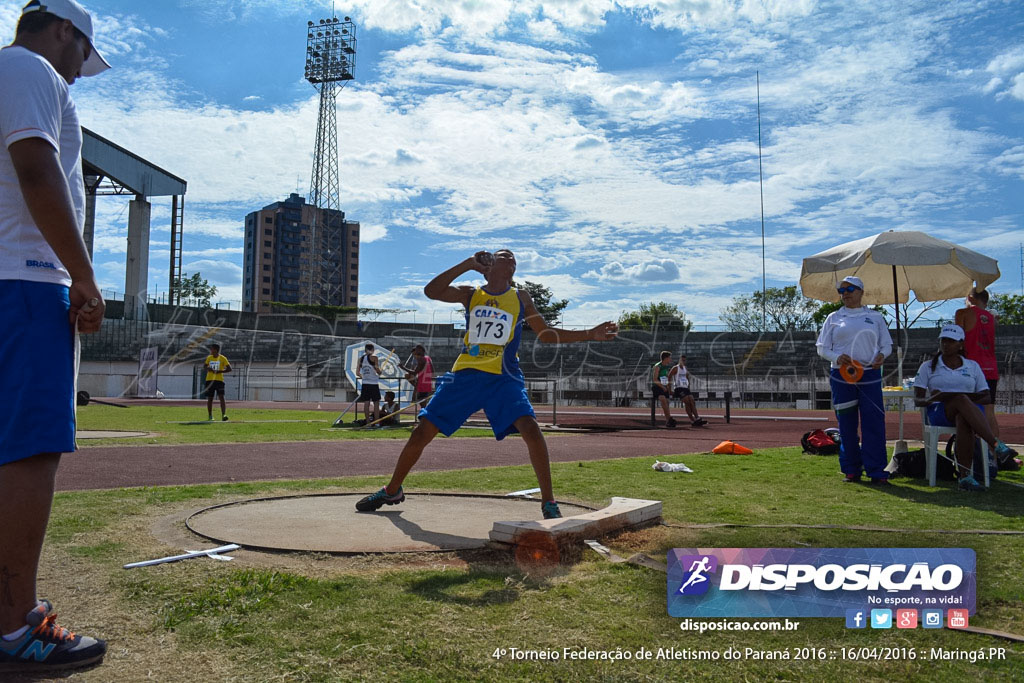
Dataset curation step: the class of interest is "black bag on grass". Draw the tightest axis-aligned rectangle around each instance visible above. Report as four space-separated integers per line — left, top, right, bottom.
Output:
889 449 926 478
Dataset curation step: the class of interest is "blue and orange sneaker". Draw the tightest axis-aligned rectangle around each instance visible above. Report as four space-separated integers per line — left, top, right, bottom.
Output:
355 486 405 512
0 600 106 673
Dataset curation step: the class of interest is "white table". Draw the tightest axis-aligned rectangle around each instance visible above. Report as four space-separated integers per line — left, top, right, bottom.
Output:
882 388 915 454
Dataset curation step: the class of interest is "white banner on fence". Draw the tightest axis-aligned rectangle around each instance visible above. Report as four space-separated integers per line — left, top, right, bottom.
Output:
137 346 159 397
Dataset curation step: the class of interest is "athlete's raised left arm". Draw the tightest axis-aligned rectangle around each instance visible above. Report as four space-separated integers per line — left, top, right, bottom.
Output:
519 289 618 344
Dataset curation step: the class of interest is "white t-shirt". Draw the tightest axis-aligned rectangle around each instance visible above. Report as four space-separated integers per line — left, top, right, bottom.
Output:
672 365 690 390
816 306 893 368
914 356 988 396
0 46 84 287
359 354 379 385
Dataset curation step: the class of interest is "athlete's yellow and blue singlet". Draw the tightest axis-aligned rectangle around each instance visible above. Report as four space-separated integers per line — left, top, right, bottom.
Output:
452 286 524 376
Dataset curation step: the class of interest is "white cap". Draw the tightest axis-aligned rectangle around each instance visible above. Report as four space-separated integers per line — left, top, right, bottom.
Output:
839 276 864 291
939 324 965 341
20 0 111 77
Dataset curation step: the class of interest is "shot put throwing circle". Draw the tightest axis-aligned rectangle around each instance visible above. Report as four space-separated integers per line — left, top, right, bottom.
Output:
185 493 593 554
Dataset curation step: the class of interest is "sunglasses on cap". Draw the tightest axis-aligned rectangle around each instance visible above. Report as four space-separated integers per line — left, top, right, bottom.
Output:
837 285 861 294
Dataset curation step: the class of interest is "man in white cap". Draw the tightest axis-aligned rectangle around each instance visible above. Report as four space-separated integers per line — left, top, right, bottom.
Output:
0 0 110 673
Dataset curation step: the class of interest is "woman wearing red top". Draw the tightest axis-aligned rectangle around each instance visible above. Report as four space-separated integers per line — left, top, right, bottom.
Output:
955 288 1000 437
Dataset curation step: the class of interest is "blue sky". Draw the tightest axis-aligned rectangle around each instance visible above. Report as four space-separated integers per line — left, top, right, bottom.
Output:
3 0 1023 327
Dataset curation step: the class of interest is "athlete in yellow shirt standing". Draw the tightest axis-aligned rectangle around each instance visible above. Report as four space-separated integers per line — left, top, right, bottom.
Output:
356 249 618 519
203 343 231 421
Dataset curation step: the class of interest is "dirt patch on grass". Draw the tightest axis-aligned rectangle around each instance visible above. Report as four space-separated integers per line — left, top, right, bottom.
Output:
31 544 244 683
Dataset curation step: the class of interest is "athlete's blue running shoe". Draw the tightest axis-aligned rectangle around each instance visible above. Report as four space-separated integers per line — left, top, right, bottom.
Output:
995 441 1016 460
356 486 405 512
958 475 985 492
541 500 562 519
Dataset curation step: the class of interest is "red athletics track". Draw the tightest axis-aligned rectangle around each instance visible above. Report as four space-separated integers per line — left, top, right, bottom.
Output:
56 402 1024 492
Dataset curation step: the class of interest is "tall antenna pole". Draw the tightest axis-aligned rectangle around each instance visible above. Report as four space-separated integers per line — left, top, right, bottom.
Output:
756 71 767 331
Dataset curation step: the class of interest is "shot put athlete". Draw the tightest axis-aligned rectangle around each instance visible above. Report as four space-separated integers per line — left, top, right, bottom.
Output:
355 249 618 519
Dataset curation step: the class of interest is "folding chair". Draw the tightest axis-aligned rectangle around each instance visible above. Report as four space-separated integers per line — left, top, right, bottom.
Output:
919 407 989 488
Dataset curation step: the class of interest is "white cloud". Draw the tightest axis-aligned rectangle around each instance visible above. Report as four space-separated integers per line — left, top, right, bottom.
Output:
183 247 245 258
514 250 571 273
990 145 1024 181
359 223 388 243
586 259 681 283
181 259 243 300
984 45 1024 101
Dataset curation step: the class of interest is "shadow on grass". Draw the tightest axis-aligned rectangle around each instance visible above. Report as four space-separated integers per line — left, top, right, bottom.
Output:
405 569 528 607
861 477 1024 522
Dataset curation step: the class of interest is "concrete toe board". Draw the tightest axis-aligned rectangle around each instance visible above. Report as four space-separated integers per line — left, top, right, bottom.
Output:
185 493 594 554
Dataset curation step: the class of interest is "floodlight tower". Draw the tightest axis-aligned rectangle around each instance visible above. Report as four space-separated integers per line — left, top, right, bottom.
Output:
303 15 356 304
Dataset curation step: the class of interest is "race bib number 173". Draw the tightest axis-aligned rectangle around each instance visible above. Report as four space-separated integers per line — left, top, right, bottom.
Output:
468 306 514 346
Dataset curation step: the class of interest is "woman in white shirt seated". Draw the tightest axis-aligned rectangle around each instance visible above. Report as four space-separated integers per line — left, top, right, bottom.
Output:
913 324 1014 491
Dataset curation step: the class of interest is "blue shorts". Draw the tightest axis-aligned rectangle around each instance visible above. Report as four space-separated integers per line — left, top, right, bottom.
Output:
926 401 984 428
420 370 535 440
0 280 76 464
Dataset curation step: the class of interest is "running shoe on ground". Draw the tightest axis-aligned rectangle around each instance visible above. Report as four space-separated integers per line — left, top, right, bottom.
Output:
994 441 1016 460
958 475 985 492
666 418 677 429
222 415 229 421
869 477 890 485
843 473 861 483
0 600 106 673
355 486 405 511
541 501 562 519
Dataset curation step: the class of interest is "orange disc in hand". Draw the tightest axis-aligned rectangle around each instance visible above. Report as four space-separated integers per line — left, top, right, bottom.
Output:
840 360 864 383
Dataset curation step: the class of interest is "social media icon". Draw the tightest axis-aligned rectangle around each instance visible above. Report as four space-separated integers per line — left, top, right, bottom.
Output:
922 610 943 628
845 609 866 628
870 609 892 629
948 609 968 629
896 609 918 629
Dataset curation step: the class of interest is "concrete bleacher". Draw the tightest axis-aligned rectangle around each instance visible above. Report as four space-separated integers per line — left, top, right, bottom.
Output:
79 303 1024 410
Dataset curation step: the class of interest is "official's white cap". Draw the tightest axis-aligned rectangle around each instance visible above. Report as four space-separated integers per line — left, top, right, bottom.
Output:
20 0 111 77
838 276 864 291
938 324 965 341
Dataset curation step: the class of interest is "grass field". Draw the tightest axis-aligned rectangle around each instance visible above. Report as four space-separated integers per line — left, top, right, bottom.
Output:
38 408 1024 681
75 405 494 446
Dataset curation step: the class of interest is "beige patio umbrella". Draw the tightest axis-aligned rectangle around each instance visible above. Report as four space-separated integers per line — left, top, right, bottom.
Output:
799 229 1001 453
799 230 1000 305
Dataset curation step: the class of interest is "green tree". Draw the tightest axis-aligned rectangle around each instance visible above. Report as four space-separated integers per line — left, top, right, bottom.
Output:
989 293 1024 325
513 280 568 325
174 272 217 307
722 286 819 332
617 301 691 332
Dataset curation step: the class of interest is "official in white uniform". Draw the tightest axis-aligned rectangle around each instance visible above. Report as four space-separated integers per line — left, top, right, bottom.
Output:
816 276 892 483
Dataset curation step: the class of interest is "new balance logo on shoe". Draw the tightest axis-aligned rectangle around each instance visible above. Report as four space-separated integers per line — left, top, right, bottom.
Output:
0 601 106 673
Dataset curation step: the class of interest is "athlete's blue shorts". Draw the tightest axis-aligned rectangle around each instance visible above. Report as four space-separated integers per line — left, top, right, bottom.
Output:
420 369 535 440
0 280 76 465
926 400 985 428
